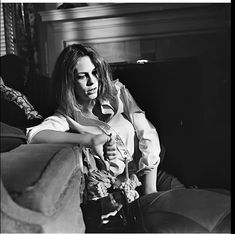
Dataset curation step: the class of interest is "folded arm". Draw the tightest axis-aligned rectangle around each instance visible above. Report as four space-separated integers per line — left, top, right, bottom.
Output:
120 84 161 194
132 113 160 194
27 115 110 155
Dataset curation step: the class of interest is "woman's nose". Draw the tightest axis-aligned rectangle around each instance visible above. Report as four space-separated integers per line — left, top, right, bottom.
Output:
87 74 95 85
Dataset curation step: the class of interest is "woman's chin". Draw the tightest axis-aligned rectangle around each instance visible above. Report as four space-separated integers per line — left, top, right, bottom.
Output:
87 93 98 100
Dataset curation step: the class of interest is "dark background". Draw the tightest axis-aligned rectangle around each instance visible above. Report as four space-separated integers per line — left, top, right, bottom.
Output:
112 51 230 190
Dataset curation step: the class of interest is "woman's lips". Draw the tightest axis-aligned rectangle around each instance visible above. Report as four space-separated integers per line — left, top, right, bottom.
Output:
87 87 97 95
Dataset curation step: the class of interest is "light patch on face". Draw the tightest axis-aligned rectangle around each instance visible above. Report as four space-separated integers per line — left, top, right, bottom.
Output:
74 56 99 104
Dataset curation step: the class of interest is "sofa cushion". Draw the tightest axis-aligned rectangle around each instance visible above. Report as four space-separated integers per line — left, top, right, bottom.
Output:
138 188 231 233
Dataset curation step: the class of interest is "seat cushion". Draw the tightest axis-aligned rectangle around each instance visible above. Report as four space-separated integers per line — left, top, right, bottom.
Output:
138 188 231 233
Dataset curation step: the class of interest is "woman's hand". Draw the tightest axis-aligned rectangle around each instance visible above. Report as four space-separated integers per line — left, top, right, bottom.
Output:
85 133 117 160
103 135 118 161
88 133 110 156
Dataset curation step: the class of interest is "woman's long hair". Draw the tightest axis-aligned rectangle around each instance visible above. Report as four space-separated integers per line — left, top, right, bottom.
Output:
50 44 116 117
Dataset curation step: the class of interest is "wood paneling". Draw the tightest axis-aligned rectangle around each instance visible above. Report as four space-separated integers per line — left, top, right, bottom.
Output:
38 3 230 76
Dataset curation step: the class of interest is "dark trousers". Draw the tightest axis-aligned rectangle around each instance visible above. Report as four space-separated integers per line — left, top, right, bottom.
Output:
81 169 185 233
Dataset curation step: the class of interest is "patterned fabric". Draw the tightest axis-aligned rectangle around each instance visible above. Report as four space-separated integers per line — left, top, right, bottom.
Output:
85 169 141 203
1 76 42 120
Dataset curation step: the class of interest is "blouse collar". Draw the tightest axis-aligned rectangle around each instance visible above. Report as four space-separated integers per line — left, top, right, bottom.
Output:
71 98 115 116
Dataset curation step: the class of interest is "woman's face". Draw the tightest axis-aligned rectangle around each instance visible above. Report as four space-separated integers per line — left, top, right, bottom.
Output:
74 56 99 104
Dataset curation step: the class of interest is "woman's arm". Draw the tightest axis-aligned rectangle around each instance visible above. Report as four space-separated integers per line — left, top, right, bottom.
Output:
31 129 92 145
143 166 158 194
31 129 110 155
133 113 160 194
119 84 160 194
27 114 113 157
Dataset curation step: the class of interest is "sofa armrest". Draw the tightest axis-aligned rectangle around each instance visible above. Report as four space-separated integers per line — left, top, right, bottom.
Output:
1 143 85 233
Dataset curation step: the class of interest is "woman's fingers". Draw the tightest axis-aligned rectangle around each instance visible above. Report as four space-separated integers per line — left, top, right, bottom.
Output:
105 145 116 151
106 134 116 146
104 148 116 155
106 155 117 160
103 140 117 160
91 133 118 160
92 133 110 146
105 150 116 156
104 152 117 160
89 133 110 156
104 134 116 154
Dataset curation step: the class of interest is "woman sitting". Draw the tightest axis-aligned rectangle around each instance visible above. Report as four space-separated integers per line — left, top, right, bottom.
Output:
26 44 184 232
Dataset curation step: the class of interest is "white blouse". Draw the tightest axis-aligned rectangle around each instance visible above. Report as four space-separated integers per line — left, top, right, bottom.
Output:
26 80 161 177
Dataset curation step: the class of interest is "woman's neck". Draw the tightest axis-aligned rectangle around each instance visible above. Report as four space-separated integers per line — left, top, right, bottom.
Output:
79 99 96 113
79 99 110 122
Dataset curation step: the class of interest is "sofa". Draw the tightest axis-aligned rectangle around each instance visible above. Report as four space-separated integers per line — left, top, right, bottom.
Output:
1 122 231 233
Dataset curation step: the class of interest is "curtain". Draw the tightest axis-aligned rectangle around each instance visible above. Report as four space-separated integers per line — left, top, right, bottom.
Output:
2 3 16 55
1 3 40 76
14 3 40 75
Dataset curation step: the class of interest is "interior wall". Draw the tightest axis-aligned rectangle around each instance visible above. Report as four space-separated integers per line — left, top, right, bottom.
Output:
37 3 230 76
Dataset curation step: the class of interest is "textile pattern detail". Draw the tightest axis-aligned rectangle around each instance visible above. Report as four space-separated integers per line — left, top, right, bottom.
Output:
1 81 42 120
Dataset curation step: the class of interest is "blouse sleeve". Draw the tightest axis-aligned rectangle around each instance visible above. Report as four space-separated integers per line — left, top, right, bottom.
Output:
26 113 70 143
119 83 161 176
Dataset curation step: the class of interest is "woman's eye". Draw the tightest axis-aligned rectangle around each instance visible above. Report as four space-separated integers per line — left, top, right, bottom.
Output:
76 75 86 80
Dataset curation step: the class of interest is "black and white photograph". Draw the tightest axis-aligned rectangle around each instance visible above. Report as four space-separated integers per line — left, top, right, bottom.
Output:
0 1 231 233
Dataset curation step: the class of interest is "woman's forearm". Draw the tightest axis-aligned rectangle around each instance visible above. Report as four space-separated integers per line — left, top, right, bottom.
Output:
143 166 158 194
30 129 94 146
30 129 110 155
